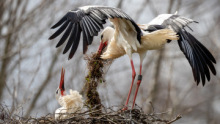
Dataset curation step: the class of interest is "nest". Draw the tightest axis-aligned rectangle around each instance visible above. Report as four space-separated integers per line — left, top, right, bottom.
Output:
55 105 182 124
0 104 181 124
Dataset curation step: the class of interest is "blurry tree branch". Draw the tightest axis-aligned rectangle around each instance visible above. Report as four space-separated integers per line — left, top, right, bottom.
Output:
146 0 174 113
25 48 62 117
0 0 55 99
134 0 149 21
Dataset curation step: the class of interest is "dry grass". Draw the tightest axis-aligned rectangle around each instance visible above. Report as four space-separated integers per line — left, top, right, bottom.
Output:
84 52 111 116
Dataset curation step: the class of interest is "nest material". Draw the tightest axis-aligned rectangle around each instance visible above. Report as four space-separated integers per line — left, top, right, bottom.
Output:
0 104 181 124
56 106 182 124
85 53 105 79
84 52 110 116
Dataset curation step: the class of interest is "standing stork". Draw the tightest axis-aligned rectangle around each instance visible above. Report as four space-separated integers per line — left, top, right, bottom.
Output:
49 6 216 110
55 68 83 120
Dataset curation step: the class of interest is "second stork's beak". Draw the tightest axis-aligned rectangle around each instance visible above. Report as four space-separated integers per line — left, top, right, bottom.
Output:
97 41 108 55
59 67 65 96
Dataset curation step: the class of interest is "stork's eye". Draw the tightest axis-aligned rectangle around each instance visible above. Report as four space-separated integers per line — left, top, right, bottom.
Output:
101 34 103 39
56 89 58 94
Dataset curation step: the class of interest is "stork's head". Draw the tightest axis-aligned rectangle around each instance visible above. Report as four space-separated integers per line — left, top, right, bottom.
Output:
97 26 114 55
55 68 65 100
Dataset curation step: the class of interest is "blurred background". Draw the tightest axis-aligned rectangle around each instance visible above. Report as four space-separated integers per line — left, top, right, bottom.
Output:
0 0 219 123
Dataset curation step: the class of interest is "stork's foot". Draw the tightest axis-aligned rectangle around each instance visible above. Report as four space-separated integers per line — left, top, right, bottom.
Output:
118 106 129 113
122 106 128 111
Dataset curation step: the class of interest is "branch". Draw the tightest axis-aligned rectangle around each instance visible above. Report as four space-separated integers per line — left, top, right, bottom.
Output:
25 49 61 117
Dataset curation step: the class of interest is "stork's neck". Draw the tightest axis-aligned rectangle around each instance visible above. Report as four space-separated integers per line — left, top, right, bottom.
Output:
102 27 114 44
56 91 66 107
101 39 126 60
57 96 65 107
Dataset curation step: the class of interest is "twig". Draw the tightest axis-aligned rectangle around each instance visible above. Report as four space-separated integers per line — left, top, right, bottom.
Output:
167 115 182 124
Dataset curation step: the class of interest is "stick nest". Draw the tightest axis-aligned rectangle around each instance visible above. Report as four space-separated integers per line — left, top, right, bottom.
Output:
0 104 181 124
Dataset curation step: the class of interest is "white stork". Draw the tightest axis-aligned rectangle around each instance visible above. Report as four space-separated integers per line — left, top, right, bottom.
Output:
55 68 83 120
49 6 216 110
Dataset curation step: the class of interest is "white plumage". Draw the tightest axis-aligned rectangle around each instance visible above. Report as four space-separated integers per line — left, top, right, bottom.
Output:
55 90 83 120
148 14 173 25
55 68 83 120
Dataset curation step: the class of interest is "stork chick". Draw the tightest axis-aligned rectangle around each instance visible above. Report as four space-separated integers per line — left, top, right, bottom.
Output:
55 68 83 120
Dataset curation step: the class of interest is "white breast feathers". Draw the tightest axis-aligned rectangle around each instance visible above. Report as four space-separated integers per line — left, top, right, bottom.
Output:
55 90 83 120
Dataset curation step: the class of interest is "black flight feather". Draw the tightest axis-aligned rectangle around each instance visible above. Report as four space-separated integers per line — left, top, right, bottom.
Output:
157 14 217 85
49 20 69 40
69 24 81 59
63 23 76 54
49 6 143 60
51 14 67 29
56 22 73 48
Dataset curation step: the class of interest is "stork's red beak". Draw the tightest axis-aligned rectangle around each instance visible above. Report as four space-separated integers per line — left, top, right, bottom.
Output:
97 41 108 55
59 67 65 96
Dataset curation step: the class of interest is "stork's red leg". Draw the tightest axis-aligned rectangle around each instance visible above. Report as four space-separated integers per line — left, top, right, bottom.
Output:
132 63 142 109
123 59 136 110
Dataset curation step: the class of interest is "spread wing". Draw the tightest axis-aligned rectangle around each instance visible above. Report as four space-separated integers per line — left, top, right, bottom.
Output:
49 5 142 59
147 14 216 85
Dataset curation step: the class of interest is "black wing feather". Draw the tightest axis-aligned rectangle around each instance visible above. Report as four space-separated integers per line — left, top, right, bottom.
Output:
63 24 76 54
69 23 81 59
51 15 67 29
86 16 99 35
89 12 105 28
82 17 93 36
87 16 101 32
49 6 142 59
49 20 70 39
56 22 73 47
80 21 88 54
81 19 93 45
160 15 216 85
177 29 216 85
